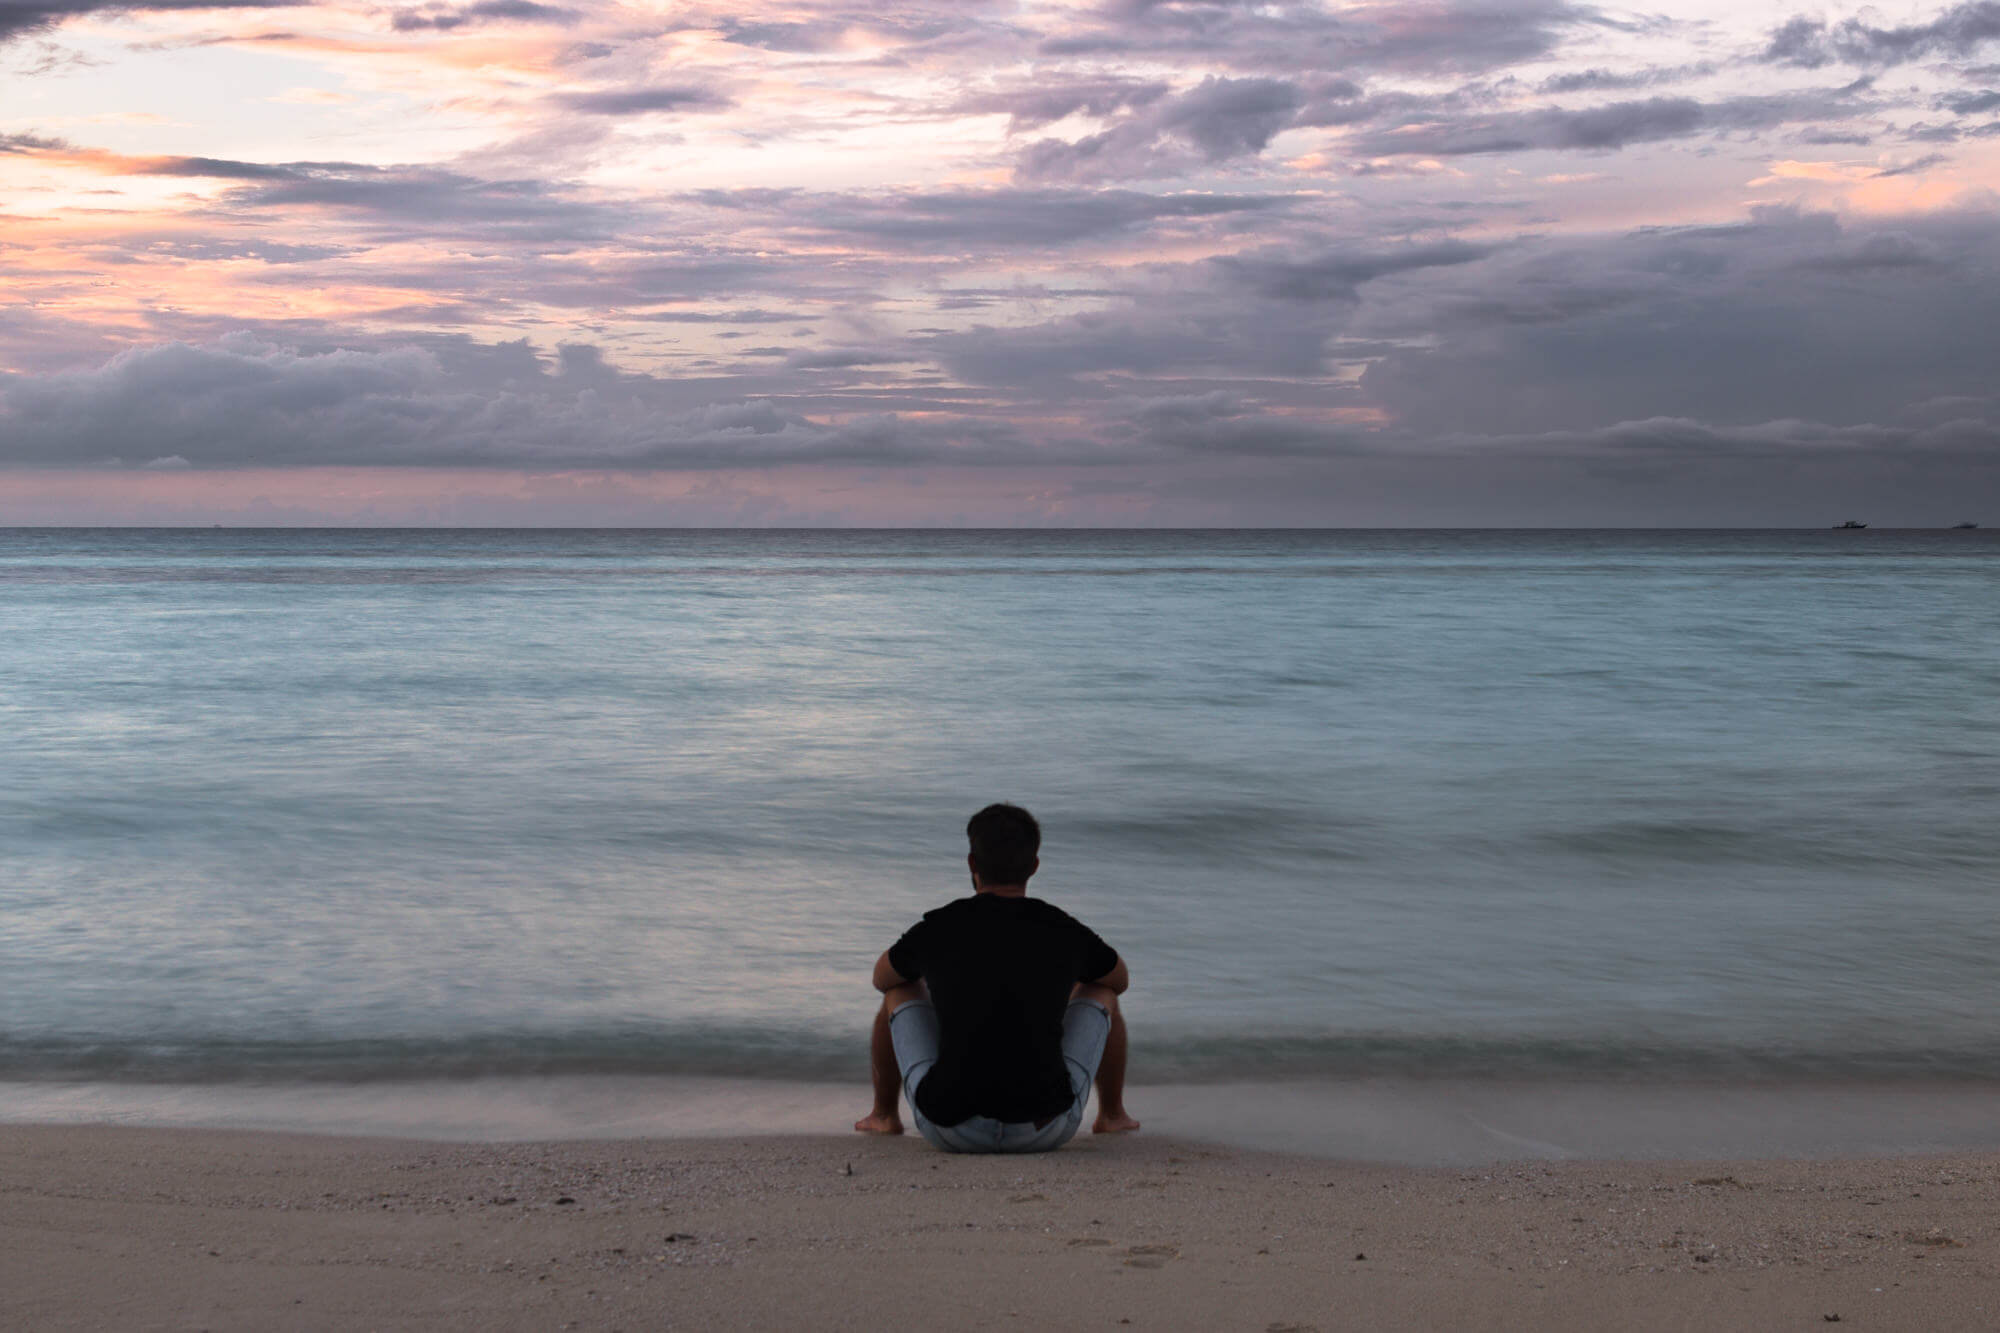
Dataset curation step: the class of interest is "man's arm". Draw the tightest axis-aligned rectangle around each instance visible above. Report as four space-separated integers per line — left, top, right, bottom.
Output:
1086 955 1129 995
872 949 913 993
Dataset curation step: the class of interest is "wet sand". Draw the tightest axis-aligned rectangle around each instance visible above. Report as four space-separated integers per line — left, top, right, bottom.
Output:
8 1123 1999 1330
10 1076 2000 1163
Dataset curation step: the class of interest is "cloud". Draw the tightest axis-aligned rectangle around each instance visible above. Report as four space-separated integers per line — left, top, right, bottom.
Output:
1043 0 1604 77
1119 394 1372 456
1942 88 2000 114
1210 239 1496 300
389 0 578 32
718 19 849 53
0 334 1093 469
1353 208 2000 436
1346 89 1869 156
196 162 622 239
1439 414 2000 465
0 0 301 44
953 77 1171 132
6 0 2000 523
635 309 817 324
1015 76 1306 181
689 184 1294 249
1762 2 2000 69
716 7 990 55
7 200 2000 528
1536 63 1713 94
925 302 1327 386
1 136 616 241
138 155 305 180
1872 153 1952 178
0 130 66 152
780 345 908 369
1793 230 1945 268
551 86 733 116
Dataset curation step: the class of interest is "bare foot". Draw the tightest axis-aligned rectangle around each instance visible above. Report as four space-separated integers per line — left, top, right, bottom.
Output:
853 1111 904 1135
1093 1109 1141 1134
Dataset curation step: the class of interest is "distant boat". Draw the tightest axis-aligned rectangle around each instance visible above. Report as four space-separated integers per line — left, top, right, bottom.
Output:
1834 520 1868 529
1952 521 1979 529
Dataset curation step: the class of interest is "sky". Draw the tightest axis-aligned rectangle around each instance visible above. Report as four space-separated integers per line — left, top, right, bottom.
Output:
2 0 1999 524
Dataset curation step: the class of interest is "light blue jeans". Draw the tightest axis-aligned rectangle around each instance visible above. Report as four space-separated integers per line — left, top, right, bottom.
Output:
888 997 1111 1153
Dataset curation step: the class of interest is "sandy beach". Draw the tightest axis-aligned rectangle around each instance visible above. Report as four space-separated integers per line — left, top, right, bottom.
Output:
8 1123 1998 1331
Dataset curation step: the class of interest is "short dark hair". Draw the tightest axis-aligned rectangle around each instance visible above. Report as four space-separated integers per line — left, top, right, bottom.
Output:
967 803 1040 885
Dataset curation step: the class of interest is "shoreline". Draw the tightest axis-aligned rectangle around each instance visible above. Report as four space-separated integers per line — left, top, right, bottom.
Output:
7 1074 2000 1165
8 1123 1997 1330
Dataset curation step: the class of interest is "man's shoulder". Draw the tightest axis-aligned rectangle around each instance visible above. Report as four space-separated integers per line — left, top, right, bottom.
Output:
1020 896 1107 937
1018 894 1076 918
917 894 980 924
920 894 1079 921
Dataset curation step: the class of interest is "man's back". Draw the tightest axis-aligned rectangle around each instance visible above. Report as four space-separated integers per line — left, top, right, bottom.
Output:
888 893 1118 1126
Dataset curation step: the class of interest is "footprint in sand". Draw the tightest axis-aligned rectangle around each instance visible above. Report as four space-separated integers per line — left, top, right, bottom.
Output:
1067 1237 1113 1247
1123 1244 1179 1269
1266 1323 1320 1333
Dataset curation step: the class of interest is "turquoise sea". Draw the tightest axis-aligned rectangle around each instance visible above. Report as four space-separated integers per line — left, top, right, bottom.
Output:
5 529 1998 1085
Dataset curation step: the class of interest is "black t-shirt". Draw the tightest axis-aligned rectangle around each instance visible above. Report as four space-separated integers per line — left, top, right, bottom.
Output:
887 893 1120 1128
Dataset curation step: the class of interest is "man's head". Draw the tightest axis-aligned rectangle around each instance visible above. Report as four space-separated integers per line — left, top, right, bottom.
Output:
966 802 1040 889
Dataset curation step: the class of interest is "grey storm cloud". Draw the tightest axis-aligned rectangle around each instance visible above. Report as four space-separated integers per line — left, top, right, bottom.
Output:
1351 208 2000 437
0 335 1103 469
718 19 848 52
0 130 66 152
5 137 315 179
1792 231 1945 268
849 204 2000 464
1446 415 2000 468
7 200 2000 504
1763 2 2000 69
926 295 1356 385
1119 393 1373 456
1043 0 1603 77
953 78 1172 132
177 160 625 238
636 309 817 324
1536 63 1713 94
1015 76 1306 180
138 155 303 179
551 86 733 116
691 185 1294 249
93 150 585 219
1346 89 1870 156
390 0 578 32
9 0 2000 521
1872 153 1952 178
912 238 1500 390
1942 88 2000 114
1211 239 1496 300
0 0 301 42
780 346 909 370
926 316 1238 385
1008 71 1874 179
716 3 998 55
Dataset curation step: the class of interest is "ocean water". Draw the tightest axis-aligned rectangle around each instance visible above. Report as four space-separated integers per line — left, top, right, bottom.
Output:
4 528 1998 1086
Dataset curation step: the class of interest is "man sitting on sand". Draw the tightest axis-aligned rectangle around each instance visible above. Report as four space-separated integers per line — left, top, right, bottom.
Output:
855 803 1140 1152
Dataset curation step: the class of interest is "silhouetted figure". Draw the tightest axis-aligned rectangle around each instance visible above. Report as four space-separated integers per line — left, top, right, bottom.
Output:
855 803 1138 1150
